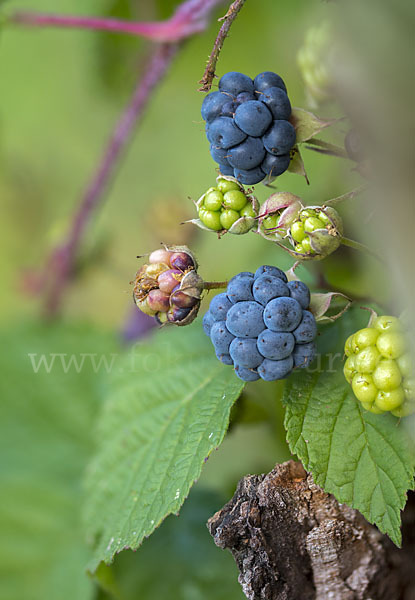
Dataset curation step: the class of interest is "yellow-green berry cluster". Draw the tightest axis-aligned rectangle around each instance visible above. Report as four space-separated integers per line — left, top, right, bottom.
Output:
290 208 333 254
198 178 256 232
344 316 414 417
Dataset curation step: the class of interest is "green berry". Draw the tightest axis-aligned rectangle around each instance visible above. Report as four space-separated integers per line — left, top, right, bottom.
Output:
397 353 413 378
352 373 377 404
402 377 415 400
301 236 312 253
375 387 405 411
240 203 256 219
344 334 355 357
373 315 402 333
318 211 331 225
262 214 278 231
392 398 415 417
295 243 304 253
376 331 406 359
291 221 306 243
352 327 379 352
355 346 381 373
199 209 222 231
204 189 223 211
344 355 357 383
372 359 402 391
223 190 247 211
300 208 316 221
220 209 240 230
304 216 324 233
361 401 385 414
217 179 240 194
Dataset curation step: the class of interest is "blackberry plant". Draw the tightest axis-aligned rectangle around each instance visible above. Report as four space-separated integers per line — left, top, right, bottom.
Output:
3 1 414 598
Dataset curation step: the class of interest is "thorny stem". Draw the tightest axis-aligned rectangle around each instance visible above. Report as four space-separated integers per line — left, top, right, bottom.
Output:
199 0 247 92
11 0 225 42
203 281 228 290
44 42 179 317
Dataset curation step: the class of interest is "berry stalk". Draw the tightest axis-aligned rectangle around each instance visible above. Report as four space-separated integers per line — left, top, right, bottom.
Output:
203 281 228 290
199 0 247 92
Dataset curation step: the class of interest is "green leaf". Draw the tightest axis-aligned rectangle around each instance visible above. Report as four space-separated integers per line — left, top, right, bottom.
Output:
84 325 244 572
283 307 415 546
0 321 116 600
291 107 335 143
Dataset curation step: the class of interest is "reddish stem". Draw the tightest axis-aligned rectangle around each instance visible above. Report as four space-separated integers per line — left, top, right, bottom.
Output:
12 0 225 42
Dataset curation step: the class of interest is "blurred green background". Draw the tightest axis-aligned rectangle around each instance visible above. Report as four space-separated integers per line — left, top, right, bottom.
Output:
1 0 412 599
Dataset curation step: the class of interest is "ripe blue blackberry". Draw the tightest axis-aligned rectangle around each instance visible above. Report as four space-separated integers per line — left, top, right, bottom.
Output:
234 101 273 137
258 87 291 120
227 137 266 170
234 166 265 185
201 71 296 183
262 121 296 156
261 153 291 179
254 71 287 94
219 72 254 96
203 267 317 382
207 117 247 149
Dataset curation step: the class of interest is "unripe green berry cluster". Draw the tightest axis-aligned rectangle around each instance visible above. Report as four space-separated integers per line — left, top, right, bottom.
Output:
196 176 258 234
290 207 333 254
344 316 415 417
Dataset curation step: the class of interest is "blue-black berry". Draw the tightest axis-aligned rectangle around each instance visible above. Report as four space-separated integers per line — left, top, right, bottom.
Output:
254 71 287 94
207 117 247 149
201 91 231 122
259 87 291 120
227 137 266 170
203 266 317 381
219 72 254 96
262 120 296 156
233 166 265 185
261 153 291 178
234 101 273 137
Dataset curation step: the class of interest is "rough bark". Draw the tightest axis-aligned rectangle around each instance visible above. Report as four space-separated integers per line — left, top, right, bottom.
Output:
207 460 415 600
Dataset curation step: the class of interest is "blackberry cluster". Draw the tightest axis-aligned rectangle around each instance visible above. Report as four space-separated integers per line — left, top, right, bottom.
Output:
202 72 296 185
203 266 317 382
344 316 415 417
133 247 203 326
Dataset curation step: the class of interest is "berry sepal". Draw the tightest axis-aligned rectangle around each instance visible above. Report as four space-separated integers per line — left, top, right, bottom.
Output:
256 192 302 241
286 262 351 323
188 175 259 235
290 107 335 144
